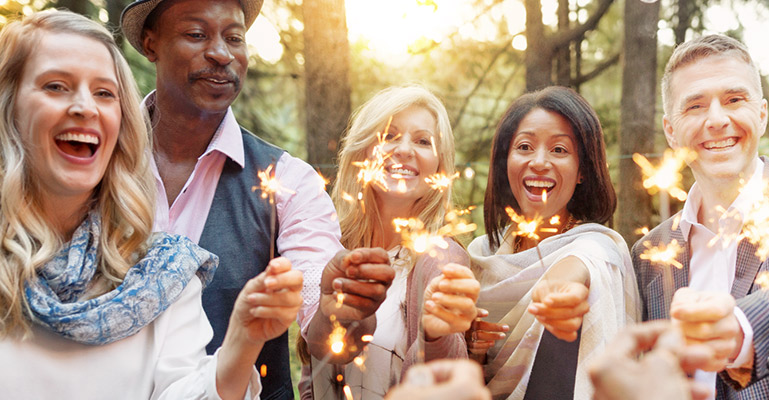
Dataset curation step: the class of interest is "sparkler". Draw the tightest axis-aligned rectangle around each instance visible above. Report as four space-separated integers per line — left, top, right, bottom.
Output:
254 164 295 260
732 178 769 259
633 149 696 220
392 211 477 257
424 172 460 192
505 206 556 270
638 239 684 269
755 271 769 291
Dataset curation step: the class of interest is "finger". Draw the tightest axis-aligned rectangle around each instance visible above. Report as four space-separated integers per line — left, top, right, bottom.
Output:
675 316 740 342
266 257 292 275
473 330 506 342
437 278 480 300
468 340 496 351
528 301 589 319
476 308 489 318
538 316 583 333
249 305 301 322
671 290 735 322
542 323 578 342
440 263 476 280
472 320 509 333
246 291 304 308
263 269 303 293
425 300 472 332
542 286 588 307
333 277 388 301
608 320 673 357
676 344 716 374
343 247 390 267
431 292 477 317
345 263 395 284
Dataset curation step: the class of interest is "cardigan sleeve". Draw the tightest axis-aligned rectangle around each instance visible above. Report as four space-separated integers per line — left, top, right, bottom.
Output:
402 240 470 378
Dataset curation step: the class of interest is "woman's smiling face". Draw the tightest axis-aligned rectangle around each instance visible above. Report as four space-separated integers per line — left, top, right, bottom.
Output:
507 108 580 220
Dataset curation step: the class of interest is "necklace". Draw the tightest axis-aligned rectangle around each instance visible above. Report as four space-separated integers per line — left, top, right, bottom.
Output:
512 214 578 253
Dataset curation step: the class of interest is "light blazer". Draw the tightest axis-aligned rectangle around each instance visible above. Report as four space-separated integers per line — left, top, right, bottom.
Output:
632 158 769 399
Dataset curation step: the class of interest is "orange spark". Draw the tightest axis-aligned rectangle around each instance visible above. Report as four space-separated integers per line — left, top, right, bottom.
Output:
633 149 695 201
424 172 460 192
260 364 267 377
256 164 295 201
638 239 684 269
756 271 769 291
329 321 347 354
343 385 353 400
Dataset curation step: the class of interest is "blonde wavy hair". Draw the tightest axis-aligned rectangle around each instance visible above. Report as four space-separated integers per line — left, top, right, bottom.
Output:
332 85 456 249
0 10 155 336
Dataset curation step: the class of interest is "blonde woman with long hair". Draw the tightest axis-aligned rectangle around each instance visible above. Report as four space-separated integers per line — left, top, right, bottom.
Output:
0 10 302 399
301 85 480 399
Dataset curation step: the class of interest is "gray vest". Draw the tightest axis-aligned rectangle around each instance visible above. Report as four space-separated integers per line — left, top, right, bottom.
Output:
198 129 292 399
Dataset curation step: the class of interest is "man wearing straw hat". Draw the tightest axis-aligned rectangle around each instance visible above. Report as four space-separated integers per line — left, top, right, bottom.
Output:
632 34 769 399
121 1 394 398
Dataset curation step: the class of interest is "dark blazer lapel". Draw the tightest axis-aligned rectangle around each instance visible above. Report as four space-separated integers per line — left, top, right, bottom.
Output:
732 239 762 299
647 217 690 319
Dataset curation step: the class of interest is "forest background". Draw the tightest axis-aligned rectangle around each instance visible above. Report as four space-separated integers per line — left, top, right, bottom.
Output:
5 0 769 395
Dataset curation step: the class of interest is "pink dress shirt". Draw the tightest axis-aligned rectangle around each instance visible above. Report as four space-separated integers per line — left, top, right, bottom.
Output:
145 92 343 333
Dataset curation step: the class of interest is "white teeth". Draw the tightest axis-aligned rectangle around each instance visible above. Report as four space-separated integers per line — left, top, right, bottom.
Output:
55 132 99 145
703 137 737 150
525 180 554 188
389 167 416 176
207 78 228 84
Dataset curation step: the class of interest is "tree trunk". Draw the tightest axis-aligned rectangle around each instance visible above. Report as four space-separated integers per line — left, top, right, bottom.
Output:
56 0 91 16
107 0 131 46
618 0 659 242
674 0 696 45
555 0 571 87
303 0 351 185
525 0 553 91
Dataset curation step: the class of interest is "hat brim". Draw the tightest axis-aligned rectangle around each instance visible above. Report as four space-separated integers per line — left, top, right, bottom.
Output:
120 0 263 55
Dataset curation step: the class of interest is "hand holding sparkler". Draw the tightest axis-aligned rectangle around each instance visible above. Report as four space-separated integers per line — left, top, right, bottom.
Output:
227 257 303 344
305 248 394 363
670 287 744 372
528 256 590 342
422 263 480 341
216 257 302 399
465 308 509 363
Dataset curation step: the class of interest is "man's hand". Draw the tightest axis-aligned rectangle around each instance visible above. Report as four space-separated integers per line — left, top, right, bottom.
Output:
385 359 491 400
319 248 394 322
589 321 713 400
528 279 589 342
229 257 304 343
671 287 744 372
422 263 480 341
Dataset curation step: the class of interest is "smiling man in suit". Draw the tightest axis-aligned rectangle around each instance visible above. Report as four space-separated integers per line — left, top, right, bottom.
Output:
633 34 769 400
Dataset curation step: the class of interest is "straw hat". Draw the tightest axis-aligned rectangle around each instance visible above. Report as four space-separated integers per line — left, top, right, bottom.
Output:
120 0 263 55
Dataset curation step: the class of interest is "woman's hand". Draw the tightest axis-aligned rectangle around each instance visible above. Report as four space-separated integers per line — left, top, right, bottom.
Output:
423 263 480 341
230 257 304 344
465 308 509 364
217 257 303 399
528 279 589 342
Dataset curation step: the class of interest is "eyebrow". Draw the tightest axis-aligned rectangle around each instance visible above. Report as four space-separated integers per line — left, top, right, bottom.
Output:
37 69 118 86
178 16 246 31
514 131 573 140
679 86 752 108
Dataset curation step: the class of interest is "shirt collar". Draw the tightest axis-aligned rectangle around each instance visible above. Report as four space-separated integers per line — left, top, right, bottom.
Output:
141 90 245 168
679 158 764 238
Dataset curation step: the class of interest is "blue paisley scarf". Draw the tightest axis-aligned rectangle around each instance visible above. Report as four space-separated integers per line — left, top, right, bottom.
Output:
24 212 218 345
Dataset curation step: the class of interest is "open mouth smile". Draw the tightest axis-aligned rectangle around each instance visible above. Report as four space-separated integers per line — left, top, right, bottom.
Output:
55 131 99 159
